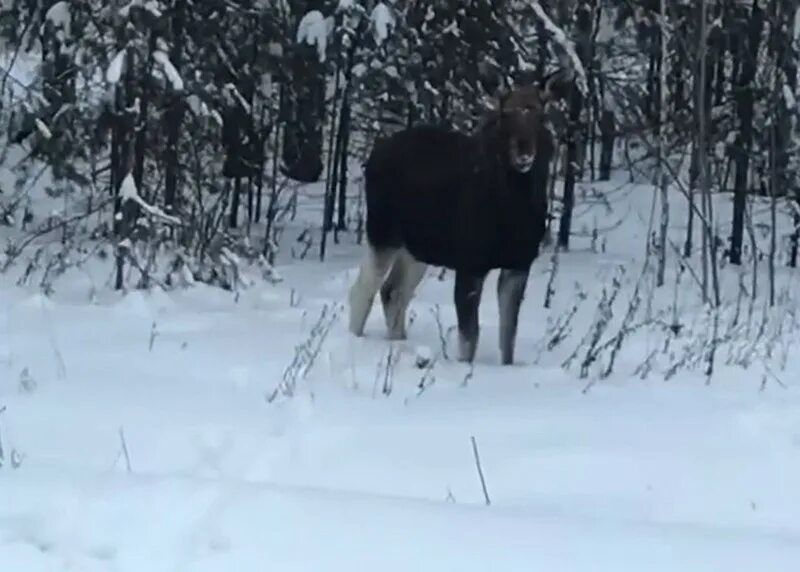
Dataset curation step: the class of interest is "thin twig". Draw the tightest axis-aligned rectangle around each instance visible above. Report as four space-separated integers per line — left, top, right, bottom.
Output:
118 426 132 473
430 304 451 360
0 405 6 464
148 321 158 352
470 435 491 506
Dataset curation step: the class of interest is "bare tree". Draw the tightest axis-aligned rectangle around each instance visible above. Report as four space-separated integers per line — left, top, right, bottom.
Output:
655 0 669 288
697 0 721 307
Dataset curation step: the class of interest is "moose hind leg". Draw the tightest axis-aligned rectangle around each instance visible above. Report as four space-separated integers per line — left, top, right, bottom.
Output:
380 249 427 340
454 271 486 363
497 268 530 365
349 246 397 337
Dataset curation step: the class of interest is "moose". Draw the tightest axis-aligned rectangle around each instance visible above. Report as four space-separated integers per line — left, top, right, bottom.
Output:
348 72 570 365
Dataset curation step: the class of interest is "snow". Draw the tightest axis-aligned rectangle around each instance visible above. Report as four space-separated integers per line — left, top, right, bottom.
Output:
529 1 589 95
371 2 395 45
153 50 184 91
106 50 126 85
1 280 799 569
594 5 615 46
142 0 163 18
2 168 800 569
44 1 71 36
783 83 796 110
0 50 37 100
795 6 800 42
1 43 800 566
186 94 210 118
119 0 163 19
119 173 181 225
222 83 252 115
33 118 52 140
296 10 331 63
118 172 139 203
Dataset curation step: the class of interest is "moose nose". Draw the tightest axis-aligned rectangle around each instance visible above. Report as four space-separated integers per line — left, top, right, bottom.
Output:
515 154 534 172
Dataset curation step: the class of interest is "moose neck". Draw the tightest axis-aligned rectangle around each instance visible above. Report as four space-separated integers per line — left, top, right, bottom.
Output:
506 164 535 185
471 120 508 173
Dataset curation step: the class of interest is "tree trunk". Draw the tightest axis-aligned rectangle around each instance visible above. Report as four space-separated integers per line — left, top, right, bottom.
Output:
791 209 800 267
164 0 185 212
729 2 764 265
685 143 698 258
656 0 669 288
322 39 343 236
697 0 721 306
247 176 254 227
264 101 283 263
536 0 550 81
558 0 593 249
114 46 138 291
559 88 582 249
133 34 155 200
598 107 614 181
770 0 799 273
282 1 325 183
712 2 728 107
336 91 352 232
229 176 241 229
670 5 689 114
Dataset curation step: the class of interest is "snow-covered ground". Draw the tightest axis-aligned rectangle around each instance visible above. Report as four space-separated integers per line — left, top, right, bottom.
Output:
2 162 800 570
2 48 800 568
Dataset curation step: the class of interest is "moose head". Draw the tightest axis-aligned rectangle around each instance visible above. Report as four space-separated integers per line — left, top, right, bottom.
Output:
496 70 572 173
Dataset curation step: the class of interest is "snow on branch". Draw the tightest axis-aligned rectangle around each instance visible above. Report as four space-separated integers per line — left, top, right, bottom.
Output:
528 1 588 96
34 118 52 140
119 173 181 225
297 10 333 63
44 1 71 38
782 82 796 111
153 50 184 91
119 0 163 19
370 2 395 45
223 83 252 114
106 49 127 84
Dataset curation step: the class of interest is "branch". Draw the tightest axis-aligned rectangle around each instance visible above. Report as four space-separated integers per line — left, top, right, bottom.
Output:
1 197 116 273
470 436 491 506
528 1 589 96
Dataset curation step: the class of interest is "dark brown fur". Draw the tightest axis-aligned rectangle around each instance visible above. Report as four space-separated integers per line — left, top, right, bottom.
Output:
364 116 552 273
350 74 570 364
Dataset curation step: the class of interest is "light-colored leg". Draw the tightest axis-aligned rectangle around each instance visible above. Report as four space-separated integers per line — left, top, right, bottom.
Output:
348 246 398 337
497 268 529 365
380 249 427 340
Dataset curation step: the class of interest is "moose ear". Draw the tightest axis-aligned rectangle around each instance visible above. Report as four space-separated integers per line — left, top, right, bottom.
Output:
492 88 510 114
541 69 573 103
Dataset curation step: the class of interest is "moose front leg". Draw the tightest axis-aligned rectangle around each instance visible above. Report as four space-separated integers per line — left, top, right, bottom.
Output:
497 267 530 365
454 270 486 363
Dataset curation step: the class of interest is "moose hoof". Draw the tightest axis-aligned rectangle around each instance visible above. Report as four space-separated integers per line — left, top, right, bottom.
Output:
384 312 407 340
348 316 366 337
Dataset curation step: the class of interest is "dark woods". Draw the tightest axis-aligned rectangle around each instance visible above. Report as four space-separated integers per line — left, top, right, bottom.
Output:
0 0 798 300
